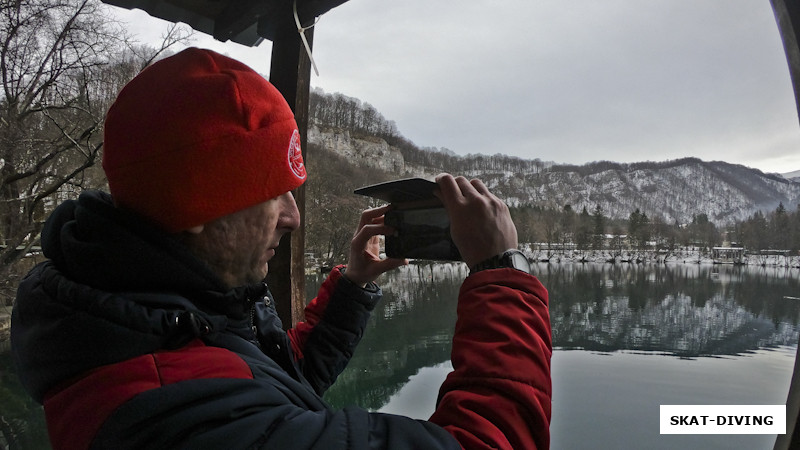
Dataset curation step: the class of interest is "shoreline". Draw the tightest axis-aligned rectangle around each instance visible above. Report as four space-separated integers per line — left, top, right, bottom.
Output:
523 247 800 268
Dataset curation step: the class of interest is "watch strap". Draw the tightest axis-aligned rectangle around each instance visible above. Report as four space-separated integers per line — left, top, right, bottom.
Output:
469 249 531 275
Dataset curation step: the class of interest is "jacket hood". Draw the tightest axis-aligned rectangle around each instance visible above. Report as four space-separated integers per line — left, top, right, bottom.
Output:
41 191 271 317
12 191 270 402
42 191 224 294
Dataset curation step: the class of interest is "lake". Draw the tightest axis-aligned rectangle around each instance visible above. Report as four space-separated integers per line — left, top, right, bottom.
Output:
314 261 800 450
1 261 798 449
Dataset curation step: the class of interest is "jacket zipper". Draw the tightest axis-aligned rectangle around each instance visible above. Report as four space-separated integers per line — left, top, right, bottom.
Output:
249 295 260 349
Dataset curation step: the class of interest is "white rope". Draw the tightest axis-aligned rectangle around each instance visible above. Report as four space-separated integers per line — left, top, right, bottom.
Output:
293 0 320 76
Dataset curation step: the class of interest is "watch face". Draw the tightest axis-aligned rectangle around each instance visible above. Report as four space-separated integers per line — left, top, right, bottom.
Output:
509 251 530 271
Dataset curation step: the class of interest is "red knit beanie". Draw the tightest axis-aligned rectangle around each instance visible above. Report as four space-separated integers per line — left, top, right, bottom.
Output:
102 47 307 233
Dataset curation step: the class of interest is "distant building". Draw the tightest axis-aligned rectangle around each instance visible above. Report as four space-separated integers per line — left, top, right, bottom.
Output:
712 247 745 264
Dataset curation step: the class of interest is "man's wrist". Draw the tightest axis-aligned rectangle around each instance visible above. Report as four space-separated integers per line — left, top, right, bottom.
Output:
340 267 367 288
469 249 532 275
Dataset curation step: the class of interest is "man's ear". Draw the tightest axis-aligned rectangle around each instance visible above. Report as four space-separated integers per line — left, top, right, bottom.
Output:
185 225 204 235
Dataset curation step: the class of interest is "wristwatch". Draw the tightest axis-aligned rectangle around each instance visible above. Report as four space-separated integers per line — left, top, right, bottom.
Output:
470 249 532 275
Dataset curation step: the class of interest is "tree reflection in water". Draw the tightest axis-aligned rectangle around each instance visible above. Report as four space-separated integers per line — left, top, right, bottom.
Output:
312 263 465 411
2 262 798 449
316 262 800 448
544 263 800 356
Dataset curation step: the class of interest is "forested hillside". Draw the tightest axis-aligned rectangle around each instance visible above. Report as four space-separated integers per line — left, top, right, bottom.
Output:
305 89 800 265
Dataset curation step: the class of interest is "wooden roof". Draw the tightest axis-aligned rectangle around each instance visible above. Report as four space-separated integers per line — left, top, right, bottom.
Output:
102 0 349 46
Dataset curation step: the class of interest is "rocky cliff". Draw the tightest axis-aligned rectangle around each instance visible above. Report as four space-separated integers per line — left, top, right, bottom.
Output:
308 124 800 226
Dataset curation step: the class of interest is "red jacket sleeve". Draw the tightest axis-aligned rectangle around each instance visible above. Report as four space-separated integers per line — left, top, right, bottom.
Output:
286 265 382 395
287 266 344 360
429 268 552 450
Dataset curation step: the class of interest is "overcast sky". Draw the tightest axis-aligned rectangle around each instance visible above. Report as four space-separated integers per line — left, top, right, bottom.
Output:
109 0 800 175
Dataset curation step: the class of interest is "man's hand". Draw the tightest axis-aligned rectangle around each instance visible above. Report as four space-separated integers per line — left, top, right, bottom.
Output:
344 204 408 287
435 174 519 268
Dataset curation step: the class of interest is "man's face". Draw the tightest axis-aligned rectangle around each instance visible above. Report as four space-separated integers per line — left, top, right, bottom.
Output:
184 191 301 288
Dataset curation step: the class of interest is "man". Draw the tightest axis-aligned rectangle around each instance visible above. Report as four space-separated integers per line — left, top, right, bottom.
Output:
11 48 551 449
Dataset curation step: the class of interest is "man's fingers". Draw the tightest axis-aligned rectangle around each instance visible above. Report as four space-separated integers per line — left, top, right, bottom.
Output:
357 204 392 230
434 174 459 204
352 223 392 249
375 257 408 272
470 178 491 196
454 176 476 196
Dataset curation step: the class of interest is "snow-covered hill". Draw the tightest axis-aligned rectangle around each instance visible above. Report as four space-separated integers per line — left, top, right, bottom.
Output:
481 159 800 225
782 169 800 182
309 121 800 225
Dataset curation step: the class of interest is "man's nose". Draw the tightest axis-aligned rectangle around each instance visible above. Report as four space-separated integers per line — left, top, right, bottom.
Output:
279 191 301 231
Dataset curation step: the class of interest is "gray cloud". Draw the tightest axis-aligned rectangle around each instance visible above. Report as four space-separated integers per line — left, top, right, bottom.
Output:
311 0 800 173
109 0 800 173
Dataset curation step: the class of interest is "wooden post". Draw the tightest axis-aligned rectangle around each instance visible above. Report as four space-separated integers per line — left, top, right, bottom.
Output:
267 27 314 329
772 0 800 125
770 2 800 448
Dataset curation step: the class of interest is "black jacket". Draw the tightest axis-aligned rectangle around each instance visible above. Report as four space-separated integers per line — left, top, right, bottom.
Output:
12 191 459 449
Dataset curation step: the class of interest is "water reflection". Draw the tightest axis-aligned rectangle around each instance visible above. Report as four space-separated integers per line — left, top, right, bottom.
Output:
1 262 798 448
551 346 796 450
315 262 800 449
370 347 798 450
544 263 800 355
314 263 465 410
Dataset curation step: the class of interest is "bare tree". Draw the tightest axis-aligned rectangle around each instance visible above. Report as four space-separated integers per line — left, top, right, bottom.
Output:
0 0 192 303
304 143 375 268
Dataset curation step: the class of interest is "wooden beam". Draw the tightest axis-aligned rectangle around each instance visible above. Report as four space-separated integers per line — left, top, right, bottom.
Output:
214 0 282 42
770 3 800 448
267 27 314 329
258 0 350 40
772 0 800 125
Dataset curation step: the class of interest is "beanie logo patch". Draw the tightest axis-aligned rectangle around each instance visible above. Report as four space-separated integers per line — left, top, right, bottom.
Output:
288 129 306 180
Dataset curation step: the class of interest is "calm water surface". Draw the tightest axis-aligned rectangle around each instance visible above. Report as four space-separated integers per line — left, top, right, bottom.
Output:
315 262 800 450
1 262 798 449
